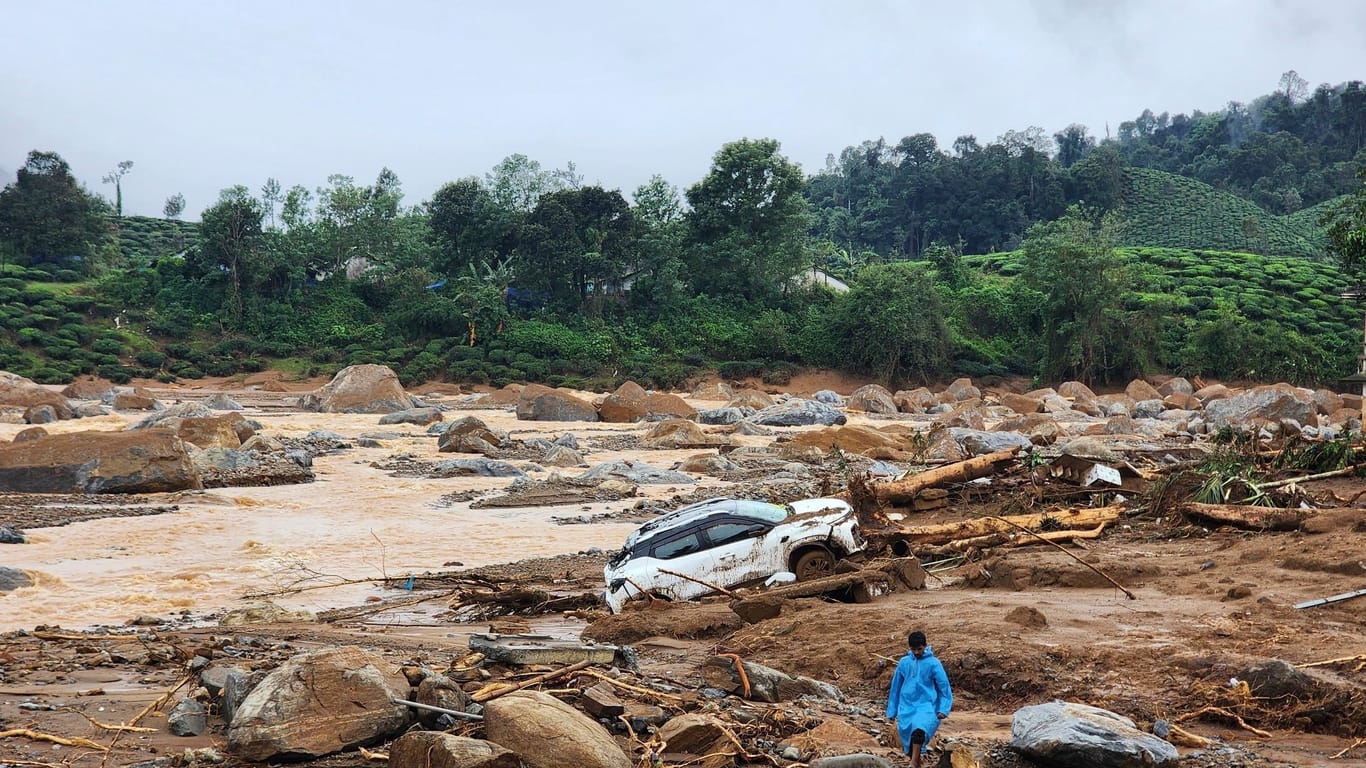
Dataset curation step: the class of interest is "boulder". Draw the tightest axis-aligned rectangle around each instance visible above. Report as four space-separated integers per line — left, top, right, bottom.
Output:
177 416 243 449
690 381 736 401
728 389 776 410
1133 399 1164 420
1313 389 1344 416
379 407 443 426
482 690 630 768
701 657 842 703
193 448 315 487
1057 381 1097 402
0 429 200 493
675 453 741 475
1194 383 1232 404
1156 377 1194 397
598 384 696 423
414 674 476 729
642 418 723 449
13 426 47 443
809 757 895 768
656 714 737 767
751 399 847 427
1237 659 1323 700
944 377 981 402
0 567 32 591
812 389 843 404
1000 393 1043 415
226 646 411 761
438 416 509 455
168 697 208 737
847 384 897 414
1124 379 1162 402
74 403 110 418
61 377 115 400
579 460 694 485
541 444 585 467
205 393 244 411
697 406 754 425
241 434 285 453
1162 393 1200 410
109 388 161 411
1205 385 1316 429
893 387 935 413
0 525 26 543
1094 394 1135 417
434 458 526 478
24 405 60 424
220 601 316 625
516 384 599 422
951 428 1032 455
298 364 416 414
0 371 73 419
1009 701 1177 768
478 384 523 406
389 732 519 768
935 403 986 430
131 402 215 430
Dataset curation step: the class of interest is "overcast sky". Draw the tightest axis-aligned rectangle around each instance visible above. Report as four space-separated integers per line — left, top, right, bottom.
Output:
2 0 1363 219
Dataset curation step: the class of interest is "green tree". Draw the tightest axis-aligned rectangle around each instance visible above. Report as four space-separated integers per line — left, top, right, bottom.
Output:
518 186 636 310
1021 206 1136 384
1325 165 1366 288
825 262 949 384
686 138 810 300
194 186 264 323
260 177 282 229
102 160 133 218
428 177 515 275
629 175 686 310
0 150 112 270
163 193 185 220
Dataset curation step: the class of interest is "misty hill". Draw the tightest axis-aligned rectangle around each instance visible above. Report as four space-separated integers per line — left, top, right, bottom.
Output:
1119 168 1339 259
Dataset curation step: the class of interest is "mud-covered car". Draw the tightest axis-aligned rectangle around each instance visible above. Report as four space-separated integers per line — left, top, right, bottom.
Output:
602 496 865 613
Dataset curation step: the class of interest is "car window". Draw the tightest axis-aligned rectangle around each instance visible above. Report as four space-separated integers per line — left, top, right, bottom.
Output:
732 500 788 524
706 521 770 547
651 532 703 560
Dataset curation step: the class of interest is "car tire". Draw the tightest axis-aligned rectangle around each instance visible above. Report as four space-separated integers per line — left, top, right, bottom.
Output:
792 547 836 581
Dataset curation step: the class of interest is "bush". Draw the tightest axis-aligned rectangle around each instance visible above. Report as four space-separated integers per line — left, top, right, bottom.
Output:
91 338 124 356
97 364 135 384
31 366 75 384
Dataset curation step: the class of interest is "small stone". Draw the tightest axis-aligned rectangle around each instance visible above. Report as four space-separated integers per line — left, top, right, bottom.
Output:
168 697 208 736
0 525 25 544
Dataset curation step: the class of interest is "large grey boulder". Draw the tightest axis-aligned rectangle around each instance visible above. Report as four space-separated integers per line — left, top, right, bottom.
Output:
697 406 754 425
433 458 526 478
131 402 215 430
579 460 694 484
847 384 897 414
0 371 73 419
1010 701 1178 768
389 732 519 768
298 364 416 414
226 646 411 761
751 399 847 427
812 389 843 405
0 566 32 591
204 393 244 411
483 690 630 768
0 429 200 493
951 428 1032 456
414 674 476 729
701 656 842 703
1205 385 1317 429
438 415 510 455
379 407 443 426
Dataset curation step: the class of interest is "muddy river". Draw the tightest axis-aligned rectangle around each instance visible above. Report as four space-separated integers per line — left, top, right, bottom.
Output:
0 403 720 631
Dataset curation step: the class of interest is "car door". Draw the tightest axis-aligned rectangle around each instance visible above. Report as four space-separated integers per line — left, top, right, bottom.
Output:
697 517 776 588
633 516 726 602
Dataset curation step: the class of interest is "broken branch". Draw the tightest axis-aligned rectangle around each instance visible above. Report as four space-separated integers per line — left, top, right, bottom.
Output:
987 515 1135 600
65 709 157 733
1175 706 1273 738
1183 503 1304 532
470 659 594 703
871 448 1020 505
0 728 109 752
573 670 685 703
657 568 739 599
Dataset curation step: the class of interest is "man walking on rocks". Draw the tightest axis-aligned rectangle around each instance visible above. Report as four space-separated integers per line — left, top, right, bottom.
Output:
886 629 953 768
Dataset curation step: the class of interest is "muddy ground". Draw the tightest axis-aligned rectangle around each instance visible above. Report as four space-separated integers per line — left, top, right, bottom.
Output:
2 375 1365 767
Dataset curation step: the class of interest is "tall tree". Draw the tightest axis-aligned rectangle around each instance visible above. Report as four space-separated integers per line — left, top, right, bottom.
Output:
685 138 810 300
260 177 282 230
0 150 111 270
163 193 185 220
629 175 686 308
195 186 264 323
517 185 635 310
1326 165 1366 288
1021 206 1137 384
102 160 134 217
827 262 949 385
429 177 514 275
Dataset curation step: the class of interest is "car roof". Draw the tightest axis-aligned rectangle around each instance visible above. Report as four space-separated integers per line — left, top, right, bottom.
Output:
623 497 788 548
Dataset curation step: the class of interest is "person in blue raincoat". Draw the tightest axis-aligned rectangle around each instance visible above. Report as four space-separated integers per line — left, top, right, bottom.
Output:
885 629 953 768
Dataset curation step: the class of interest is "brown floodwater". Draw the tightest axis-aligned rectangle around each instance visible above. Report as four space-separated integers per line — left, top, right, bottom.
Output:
0 405 720 631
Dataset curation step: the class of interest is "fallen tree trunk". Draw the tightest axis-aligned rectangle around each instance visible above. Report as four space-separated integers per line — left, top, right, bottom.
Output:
932 522 1109 553
880 505 1122 548
871 448 1020 505
1184 503 1305 531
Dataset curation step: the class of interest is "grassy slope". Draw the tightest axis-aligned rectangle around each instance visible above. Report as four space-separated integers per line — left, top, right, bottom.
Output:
117 216 200 263
1119 168 1339 259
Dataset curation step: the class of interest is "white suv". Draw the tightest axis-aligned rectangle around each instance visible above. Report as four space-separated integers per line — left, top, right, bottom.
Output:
602 497 865 613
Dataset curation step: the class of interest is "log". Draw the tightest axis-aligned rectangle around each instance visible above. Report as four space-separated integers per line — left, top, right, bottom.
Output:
1184 503 1304 531
882 505 1122 548
940 522 1109 552
871 448 1020 504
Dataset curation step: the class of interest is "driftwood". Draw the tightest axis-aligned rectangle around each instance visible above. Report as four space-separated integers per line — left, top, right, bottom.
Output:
871 449 1019 504
1184 503 1304 531
1176 706 1273 738
985 515 1135 600
884 505 1122 547
1261 465 1362 489
470 659 594 702
936 522 1109 552
0 729 108 752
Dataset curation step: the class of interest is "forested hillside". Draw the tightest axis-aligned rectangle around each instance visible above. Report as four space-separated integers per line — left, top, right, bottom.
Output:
0 74 1364 391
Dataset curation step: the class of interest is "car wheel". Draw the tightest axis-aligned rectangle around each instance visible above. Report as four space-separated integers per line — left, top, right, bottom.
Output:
792 548 835 581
